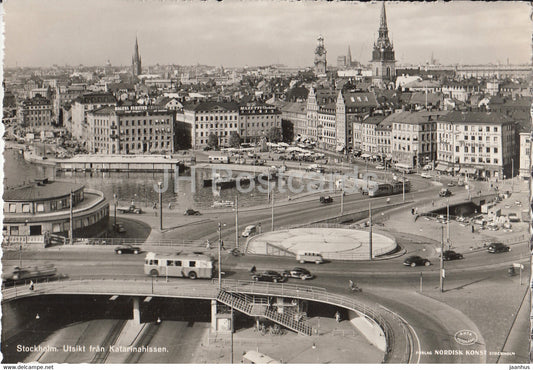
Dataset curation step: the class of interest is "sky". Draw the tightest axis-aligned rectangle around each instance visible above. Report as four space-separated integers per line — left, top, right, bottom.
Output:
2 0 531 68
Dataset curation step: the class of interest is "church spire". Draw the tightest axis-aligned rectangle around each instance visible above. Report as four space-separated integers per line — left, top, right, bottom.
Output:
347 45 352 65
132 36 142 78
380 1 388 32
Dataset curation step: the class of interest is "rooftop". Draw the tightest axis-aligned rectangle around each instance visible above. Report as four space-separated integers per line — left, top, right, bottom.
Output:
439 111 514 124
4 181 84 202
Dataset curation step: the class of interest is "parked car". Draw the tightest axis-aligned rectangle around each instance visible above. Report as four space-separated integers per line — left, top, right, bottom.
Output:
184 209 201 216
508 213 520 222
447 182 456 187
112 223 126 233
487 223 499 231
487 242 510 253
114 245 141 255
403 255 431 267
439 188 452 197
251 270 286 283
420 172 432 179
443 250 464 261
320 196 333 204
282 267 314 280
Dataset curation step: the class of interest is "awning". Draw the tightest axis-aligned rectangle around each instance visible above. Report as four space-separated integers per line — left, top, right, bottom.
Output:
435 163 448 171
460 167 477 174
361 154 371 159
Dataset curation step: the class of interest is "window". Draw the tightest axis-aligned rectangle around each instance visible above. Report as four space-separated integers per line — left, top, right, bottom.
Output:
464 147 468 153
166 260 174 266
189 261 196 267
9 204 16 213
464 135 468 140
36 204 44 212
22 204 31 213
486 147 490 153
494 148 498 153
10 226 19 235
494 127 498 132
493 158 498 164
175 260 182 266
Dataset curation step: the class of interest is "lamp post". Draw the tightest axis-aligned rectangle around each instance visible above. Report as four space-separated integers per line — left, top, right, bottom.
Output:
446 198 450 248
271 187 275 232
234 195 239 250
158 182 163 231
113 194 117 228
218 222 223 290
69 190 74 244
369 202 373 260
340 191 345 216
440 224 445 293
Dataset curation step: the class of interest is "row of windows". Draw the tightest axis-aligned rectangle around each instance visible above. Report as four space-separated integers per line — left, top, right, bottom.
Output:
457 146 498 154
122 119 170 126
196 115 237 121
196 123 236 129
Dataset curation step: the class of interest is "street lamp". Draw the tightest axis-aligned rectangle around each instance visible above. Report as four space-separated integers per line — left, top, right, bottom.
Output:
113 194 117 228
158 182 163 231
217 222 225 290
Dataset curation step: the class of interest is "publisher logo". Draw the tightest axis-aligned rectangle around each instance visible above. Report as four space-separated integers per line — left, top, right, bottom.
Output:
454 330 478 346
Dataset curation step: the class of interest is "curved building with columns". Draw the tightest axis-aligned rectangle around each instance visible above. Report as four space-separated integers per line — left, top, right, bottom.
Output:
2 178 109 247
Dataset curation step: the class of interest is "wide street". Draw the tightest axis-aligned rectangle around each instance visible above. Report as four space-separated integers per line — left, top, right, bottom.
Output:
3 165 530 363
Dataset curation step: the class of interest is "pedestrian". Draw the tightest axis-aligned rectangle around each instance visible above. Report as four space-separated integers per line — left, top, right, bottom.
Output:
29 280 35 291
414 207 418 214
471 225 475 233
206 240 211 249
250 265 256 274
411 208 414 215
168 202 172 209
431 200 435 207
335 311 341 323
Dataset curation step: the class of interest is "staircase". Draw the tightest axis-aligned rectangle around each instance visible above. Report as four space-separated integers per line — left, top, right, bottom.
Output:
216 290 313 336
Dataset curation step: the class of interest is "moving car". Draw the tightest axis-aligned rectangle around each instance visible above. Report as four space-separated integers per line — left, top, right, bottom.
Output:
112 223 126 233
282 267 314 280
487 242 510 253
242 224 258 237
184 209 201 216
115 245 141 255
403 255 431 267
508 213 520 222
320 196 333 204
117 205 143 214
251 270 286 283
439 188 452 197
443 250 464 261
420 172 432 179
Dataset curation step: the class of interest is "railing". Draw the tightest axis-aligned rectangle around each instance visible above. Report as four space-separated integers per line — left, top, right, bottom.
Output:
2 277 407 362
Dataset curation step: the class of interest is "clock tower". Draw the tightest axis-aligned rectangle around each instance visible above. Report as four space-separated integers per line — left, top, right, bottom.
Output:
314 35 327 77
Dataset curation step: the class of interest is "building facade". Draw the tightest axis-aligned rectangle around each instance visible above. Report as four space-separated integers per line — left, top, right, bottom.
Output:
437 111 516 179
17 95 53 133
280 102 307 138
391 111 440 168
371 2 396 87
70 93 117 144
519 132 531 179
87 105 174 155
178 101 240 149
238 103 281 143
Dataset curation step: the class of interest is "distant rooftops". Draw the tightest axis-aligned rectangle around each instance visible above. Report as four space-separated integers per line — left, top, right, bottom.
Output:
439 111 514 124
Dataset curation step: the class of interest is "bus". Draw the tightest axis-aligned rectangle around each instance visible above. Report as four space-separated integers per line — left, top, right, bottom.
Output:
144 252 214 279
208 155 230 164
368 180 411 197
394 163 415 174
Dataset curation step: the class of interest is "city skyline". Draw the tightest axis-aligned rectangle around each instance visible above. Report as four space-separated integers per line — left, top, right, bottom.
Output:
3 0 531 68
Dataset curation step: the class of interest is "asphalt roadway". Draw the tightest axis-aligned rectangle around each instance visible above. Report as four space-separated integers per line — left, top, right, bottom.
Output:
3 173 530 363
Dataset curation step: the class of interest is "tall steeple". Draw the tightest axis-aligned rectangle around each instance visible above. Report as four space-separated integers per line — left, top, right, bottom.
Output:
371 2 396 87
347 45 352 65
132 36 142 78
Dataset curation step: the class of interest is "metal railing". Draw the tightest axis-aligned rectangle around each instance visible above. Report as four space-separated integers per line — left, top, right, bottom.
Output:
2 277 409 362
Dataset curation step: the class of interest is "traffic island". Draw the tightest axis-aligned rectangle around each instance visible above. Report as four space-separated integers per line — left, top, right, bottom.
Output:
245 227 397 261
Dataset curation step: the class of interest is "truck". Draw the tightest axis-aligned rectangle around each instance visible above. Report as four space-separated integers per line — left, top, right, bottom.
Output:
2 264 58 283
117 205 143 214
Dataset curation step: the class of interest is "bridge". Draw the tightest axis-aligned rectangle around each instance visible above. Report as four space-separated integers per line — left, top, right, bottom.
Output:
2 277 417 363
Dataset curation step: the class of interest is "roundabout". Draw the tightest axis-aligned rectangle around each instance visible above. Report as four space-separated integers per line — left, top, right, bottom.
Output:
245 227 397 260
